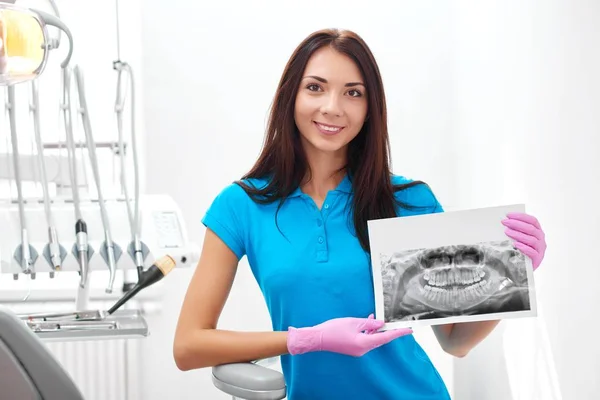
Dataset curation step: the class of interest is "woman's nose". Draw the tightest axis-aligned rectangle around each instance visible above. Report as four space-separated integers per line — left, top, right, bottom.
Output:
319 94 344 117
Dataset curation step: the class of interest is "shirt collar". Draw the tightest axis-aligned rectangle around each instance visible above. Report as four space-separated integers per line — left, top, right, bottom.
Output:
289 173 352 198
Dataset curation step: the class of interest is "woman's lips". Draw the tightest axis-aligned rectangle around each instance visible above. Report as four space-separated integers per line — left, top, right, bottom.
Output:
314 121 344 135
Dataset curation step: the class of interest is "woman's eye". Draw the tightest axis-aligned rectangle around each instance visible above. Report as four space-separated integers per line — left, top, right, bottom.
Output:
306 84 321 91
348 89 362 97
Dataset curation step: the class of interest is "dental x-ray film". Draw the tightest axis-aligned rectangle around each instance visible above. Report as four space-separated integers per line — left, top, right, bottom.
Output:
368 204 537 330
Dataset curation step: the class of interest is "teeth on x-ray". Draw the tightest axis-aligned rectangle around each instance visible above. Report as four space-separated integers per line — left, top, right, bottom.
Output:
380 240 531 322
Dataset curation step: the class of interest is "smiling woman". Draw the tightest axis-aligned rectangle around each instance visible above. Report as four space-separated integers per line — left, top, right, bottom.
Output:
173 27 548 400
293 46 369 155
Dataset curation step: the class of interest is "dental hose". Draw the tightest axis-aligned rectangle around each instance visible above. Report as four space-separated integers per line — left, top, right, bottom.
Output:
61 66 89 289
31 79 62 273
115 61 144 279
107 255 176 314
7 85 35 277
73 65 118 294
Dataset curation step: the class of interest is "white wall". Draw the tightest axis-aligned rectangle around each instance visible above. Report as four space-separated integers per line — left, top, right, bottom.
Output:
450 1 600 399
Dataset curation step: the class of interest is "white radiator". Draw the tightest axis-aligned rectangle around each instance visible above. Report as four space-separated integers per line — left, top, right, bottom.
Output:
45 338 143 400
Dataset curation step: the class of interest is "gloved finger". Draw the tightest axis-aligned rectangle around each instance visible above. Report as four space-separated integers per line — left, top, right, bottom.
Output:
504 227 538 248
362 328 413 348
506 212 542 230
514 241 540 262
365 314 376 333
501 218 544 240
359 317 385 332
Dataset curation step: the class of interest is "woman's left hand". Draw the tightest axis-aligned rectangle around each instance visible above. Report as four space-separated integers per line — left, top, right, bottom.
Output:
501 212 547 271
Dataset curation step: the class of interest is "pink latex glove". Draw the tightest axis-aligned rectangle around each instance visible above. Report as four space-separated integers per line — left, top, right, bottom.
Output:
502 212 547 271
287 314 412 357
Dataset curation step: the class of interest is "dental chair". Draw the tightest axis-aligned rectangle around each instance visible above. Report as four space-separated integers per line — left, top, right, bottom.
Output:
0 304 285 400
212 360 287 400
0 306 85 400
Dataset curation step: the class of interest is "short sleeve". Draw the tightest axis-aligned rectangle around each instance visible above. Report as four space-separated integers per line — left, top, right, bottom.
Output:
392 175 444 216
201 183 248 260
419 184 444 213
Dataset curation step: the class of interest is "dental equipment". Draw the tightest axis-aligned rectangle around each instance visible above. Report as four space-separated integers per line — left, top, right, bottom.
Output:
0 1 70 85
72 65 121 294
60 65 93 294
31 78 66 275
114 0 147 280
7 80 38 278
108 254 176 314
1 0 72 280
0 1 199 345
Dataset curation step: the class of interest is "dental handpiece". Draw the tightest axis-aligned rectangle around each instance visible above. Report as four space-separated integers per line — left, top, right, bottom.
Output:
73 65 119 293
104 233 117 293
133 235 144 276
48 227 61 270
20 229 33 275
7 86 34 277
75 219 89 288
115 60 144 279
32 79 62 272
62 66 90 288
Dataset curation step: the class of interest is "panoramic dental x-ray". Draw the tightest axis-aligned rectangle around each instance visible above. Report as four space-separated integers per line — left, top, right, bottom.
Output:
381 240 532 323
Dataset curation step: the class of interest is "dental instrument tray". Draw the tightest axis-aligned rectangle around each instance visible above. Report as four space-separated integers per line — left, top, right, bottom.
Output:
17 309 149 341
19 309 107 321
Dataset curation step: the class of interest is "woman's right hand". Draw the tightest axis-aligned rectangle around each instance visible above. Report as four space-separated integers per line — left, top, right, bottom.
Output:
287 314 413 357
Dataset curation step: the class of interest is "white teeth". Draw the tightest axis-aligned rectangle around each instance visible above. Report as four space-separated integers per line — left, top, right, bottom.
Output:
423 268 485 287
317 123 341 132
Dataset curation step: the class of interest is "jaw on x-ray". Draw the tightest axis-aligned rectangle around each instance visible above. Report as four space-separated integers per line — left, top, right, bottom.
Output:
381 240 532 323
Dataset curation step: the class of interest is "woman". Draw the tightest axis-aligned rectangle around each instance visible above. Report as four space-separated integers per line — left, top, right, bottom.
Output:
173 28 547 399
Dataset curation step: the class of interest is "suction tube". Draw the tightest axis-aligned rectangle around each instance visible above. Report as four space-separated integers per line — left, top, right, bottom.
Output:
107 255 176 314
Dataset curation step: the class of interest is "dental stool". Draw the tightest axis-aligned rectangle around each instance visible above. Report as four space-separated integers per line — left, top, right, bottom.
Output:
0 306 85 400
212 359 287 400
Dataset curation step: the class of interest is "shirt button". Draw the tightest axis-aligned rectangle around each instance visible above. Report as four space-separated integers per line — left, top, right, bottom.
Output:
324 204 329 209
318 237 324 244
317 219 322 226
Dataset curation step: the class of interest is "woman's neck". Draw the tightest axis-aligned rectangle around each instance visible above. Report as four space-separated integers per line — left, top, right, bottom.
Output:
300 149 347 205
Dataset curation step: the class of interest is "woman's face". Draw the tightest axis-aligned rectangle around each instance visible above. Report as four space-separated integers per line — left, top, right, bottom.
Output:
294 46 368 158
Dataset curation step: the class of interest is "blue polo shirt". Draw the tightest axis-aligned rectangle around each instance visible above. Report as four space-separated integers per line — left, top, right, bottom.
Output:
202 173 451 400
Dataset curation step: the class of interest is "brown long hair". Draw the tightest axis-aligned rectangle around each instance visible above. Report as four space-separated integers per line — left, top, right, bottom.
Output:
236 28 429 252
